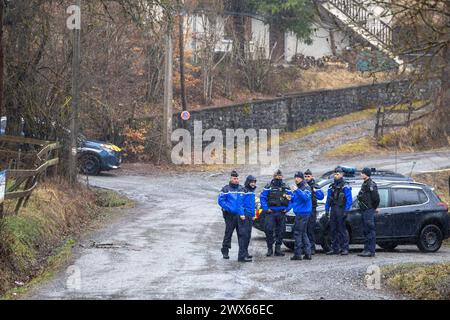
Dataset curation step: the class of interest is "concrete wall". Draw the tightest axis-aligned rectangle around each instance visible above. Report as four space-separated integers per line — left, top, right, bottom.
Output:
285 25 350 61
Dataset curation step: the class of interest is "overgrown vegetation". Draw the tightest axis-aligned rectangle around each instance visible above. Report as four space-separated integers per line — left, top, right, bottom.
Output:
0 181 132 298
382 263 450 300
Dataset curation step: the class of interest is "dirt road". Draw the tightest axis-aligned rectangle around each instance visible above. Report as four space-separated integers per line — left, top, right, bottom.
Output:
26 120 450 300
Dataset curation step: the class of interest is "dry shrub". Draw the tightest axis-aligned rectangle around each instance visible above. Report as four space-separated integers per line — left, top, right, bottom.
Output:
378 123 449 151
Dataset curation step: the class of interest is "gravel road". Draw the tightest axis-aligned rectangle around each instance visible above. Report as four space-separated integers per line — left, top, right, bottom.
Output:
25 119 450 300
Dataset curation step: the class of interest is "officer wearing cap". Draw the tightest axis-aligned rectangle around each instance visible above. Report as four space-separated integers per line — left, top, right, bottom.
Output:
290 171 313 260
304 169 325 255
218 170 245 260
357 168 380 257
260 169 293 257
325 167 353 255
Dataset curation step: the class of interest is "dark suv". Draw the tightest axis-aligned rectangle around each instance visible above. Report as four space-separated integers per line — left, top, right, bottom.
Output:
282 181 450 253
253 167 412 231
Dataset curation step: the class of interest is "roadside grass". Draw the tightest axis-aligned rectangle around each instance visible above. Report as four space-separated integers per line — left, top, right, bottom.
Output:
1 238 75 300
382 263 450 300
93 188 133 208
0 180 133 298
323 100 450 159
279 107 378 144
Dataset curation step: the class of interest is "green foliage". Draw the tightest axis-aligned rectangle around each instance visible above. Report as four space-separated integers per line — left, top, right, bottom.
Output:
251 0 316 43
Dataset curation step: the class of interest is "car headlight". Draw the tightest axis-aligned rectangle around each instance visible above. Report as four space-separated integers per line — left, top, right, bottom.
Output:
101 144 122 152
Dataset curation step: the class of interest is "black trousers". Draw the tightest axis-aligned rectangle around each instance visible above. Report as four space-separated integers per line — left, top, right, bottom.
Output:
238 217 251 260
222 211 239 251
306 208 317 250
264 211 285 248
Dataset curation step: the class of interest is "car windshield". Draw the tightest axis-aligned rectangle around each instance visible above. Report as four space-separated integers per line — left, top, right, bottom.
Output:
317 181 361 205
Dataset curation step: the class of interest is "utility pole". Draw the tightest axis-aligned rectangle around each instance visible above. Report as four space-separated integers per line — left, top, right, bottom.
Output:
0 0 4 120
163 23 173 160
69 0 81 185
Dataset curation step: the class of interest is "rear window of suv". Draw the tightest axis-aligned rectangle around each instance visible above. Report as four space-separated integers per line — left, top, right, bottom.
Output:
392 188 428 207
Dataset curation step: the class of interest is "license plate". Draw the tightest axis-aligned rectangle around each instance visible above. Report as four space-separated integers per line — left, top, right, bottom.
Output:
285 225 293 232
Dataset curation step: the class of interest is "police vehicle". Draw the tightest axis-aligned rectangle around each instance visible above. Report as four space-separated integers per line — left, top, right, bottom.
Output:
282 180 450 253
253 167 412 231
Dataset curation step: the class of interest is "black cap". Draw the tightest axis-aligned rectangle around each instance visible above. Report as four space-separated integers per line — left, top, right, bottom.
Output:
335 167 344 173
361 167 372 177
305 169 312 176
274 169 282 176
231 170 239 177
295 171 304 179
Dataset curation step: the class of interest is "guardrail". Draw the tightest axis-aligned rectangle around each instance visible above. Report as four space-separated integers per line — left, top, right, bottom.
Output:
0 135 61 215
326 0 394 48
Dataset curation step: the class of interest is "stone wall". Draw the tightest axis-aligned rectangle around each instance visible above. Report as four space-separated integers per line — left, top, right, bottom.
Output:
171 80 438 134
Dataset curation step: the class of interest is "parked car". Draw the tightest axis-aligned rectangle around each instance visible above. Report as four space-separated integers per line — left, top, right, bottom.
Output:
77 135 122 176
1 116 122 176
282 181 450 253
253 167 412 230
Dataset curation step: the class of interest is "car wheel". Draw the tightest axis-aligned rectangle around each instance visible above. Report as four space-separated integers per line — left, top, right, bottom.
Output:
378 242 398 251
283 241 294 251
321 232 332 252
79 154 101 176
321 228 350 252
417 224 443 253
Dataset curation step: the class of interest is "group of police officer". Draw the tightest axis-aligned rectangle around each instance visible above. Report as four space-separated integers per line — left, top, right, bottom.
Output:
218 166 380 262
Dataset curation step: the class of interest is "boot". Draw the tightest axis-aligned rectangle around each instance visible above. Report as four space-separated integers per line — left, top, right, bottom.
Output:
290 255 302 261
238 257 253 263
303 255 312 260
340 250 349 256
266 246 273 257
275 245 285 256
358 251 375 257
221 248 229 260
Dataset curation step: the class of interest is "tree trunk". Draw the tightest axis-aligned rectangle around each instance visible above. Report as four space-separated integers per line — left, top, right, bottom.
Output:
178 12 187 113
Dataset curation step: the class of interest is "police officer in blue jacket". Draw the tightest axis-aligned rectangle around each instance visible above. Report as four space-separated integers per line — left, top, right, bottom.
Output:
218 170 246 260
260 169 293 257
304 169 325 255
325 167 353 256
290 172 313 261
241 175 257 261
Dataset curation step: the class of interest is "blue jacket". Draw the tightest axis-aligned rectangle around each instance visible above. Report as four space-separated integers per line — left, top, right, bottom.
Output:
260 179 293 212
218 183 245 216
292 181 312 216
242 175 257 217
325 178 353 212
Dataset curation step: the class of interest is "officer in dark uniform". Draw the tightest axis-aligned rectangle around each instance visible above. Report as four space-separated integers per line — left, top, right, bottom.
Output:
241 175 257 261
218 170 248 261
304 169 325 255
260 170 293 257
325 167 353 256
357 167 380 257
